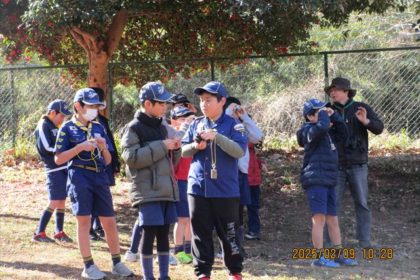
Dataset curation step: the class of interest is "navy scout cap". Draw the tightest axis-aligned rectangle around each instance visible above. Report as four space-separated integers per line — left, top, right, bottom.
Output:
139 82 173 103
303 98 327 117
73 88 104 106
170 106 194 119
193 81 228 98
47 99 72 115
171 93 191 104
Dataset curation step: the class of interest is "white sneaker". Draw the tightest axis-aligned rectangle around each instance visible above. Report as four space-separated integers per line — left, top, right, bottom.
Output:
111 262 134 277
155 252 178 266
169 253 178 266
124 250 140 262
81 264 106 279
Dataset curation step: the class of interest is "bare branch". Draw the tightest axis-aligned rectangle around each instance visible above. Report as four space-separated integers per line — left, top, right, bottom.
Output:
72 27 99 53
106 9 128 56
70 28 89 55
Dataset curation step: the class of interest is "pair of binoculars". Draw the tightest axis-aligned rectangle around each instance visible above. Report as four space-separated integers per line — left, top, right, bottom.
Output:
194 129 217 143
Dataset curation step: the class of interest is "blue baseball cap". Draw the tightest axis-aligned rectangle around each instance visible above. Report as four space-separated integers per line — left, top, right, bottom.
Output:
193 81 228 98
139 82 173 103
303 98 327 116
170 106 194 119
47 99 72 115
73 88 104 106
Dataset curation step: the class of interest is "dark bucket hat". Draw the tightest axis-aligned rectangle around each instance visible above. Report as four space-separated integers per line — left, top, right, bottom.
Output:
325 77 357 98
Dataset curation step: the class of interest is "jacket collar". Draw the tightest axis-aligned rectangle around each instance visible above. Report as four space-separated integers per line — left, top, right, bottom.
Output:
333 99 354 110
137 111 162 128
205 111 226 128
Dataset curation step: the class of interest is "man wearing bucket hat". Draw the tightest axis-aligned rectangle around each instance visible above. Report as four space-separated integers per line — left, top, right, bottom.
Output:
121 81 181 280
182 81 247 280
33 99 72 243
54 88 134 279
325 77 384 249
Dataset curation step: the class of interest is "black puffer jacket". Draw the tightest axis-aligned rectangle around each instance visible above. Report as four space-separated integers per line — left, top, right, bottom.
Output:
333 99 384 166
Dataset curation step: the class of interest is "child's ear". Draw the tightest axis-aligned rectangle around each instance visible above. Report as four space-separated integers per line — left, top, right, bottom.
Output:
143 100 151 108
74 102 82 112
220 97 226 106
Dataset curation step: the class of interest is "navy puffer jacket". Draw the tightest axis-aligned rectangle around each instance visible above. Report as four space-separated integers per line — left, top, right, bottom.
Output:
297 111 347 189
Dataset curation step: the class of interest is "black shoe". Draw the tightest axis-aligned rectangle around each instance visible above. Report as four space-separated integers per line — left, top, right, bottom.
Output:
89 230 102 241
95 228 105 238
245 232 260 240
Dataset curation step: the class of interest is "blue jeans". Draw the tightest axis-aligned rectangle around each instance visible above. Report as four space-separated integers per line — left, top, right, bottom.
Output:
335 164 371 247
246 186 261 234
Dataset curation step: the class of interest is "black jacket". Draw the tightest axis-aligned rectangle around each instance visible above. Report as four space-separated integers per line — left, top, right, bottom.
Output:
98 114 121 173
332 99 384 166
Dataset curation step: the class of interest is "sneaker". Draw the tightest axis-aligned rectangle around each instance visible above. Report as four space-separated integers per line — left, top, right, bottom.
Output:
155 252 178 266
198 274 210 280
175 251 193 264
111 262 134 277
124 250 140 262
89 230 102 241
244 232 260 240
81 264 106 279
215 249 223 259
169 252 178 266
95 228 105 238
32 232 53 243
228 273 242 280
311 256 340 268
159 277 171 280
54 231 73 243
335 256 358 266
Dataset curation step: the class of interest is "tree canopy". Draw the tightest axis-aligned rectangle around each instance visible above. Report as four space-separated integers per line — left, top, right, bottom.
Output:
0 0 412 90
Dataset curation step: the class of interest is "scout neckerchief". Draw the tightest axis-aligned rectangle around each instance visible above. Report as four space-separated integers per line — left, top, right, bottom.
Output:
73 116 100 169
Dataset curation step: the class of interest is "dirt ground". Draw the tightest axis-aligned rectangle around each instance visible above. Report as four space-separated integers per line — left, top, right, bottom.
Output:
0 149 419 280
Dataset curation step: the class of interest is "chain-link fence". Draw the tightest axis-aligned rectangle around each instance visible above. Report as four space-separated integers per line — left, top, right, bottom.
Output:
0 47 419 152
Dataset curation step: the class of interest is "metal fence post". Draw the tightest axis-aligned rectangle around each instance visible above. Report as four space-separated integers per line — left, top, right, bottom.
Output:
210 59 215 81
323 52 329 101
10 69 16 147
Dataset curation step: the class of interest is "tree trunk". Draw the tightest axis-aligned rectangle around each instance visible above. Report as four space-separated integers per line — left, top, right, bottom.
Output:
69 9 128 117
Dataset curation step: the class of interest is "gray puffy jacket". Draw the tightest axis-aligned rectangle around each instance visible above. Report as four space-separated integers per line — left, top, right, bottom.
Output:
121 113 180 207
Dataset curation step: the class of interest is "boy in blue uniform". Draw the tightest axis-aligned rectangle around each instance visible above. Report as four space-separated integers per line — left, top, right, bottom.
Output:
297 98 357 268
55 88 133 279
182 81 247 280
33 99 72 243
121 82 181 280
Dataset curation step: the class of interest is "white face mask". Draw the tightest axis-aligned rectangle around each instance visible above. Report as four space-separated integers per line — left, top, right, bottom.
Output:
82 108 98 121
